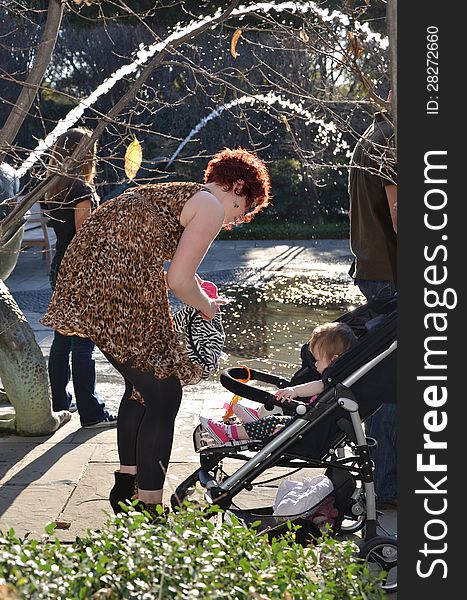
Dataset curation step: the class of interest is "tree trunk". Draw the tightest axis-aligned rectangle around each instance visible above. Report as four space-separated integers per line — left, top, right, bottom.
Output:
0 0 65 164
0 280 70 435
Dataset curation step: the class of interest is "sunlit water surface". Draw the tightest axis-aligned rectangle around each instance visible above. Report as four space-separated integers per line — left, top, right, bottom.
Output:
219 272 364 379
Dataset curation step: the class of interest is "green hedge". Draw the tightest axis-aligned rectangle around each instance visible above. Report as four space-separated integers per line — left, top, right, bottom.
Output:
0 505 384 599
219 220 349 240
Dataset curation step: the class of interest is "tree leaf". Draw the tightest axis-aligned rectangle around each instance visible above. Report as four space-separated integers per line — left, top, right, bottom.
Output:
231 29 242 59
347 31 364 59
281 114 291 133
299 28 309 43
124 138 143 181
45 522 57 535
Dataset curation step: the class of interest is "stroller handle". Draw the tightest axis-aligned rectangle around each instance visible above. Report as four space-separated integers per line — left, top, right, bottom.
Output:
220 367 308 416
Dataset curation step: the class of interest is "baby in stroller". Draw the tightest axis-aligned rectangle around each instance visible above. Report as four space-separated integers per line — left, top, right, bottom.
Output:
200 322 357 444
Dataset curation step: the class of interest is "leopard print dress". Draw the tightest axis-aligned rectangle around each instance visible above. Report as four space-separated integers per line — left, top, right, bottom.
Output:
41 182 206 387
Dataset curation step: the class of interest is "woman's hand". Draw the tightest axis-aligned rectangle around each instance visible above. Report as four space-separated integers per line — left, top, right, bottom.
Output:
275 387 298 402
200 298 227 320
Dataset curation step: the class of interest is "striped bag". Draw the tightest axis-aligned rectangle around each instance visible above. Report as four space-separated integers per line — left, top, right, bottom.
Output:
172 305 225 379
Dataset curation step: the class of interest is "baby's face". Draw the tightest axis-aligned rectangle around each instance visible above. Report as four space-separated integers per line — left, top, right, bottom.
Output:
311 345 332 375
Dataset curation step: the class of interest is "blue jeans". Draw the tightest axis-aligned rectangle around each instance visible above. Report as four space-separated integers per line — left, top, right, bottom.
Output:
48 331 109 426
356 278 397 502
369 403 397 502
354 279 396 303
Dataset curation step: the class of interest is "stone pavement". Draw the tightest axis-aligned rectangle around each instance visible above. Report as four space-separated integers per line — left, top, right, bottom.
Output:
0 239 396 543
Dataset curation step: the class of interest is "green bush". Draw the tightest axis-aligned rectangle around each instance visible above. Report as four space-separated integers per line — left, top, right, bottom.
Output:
264 159 304 221
218 220 349 240
0 505 384 599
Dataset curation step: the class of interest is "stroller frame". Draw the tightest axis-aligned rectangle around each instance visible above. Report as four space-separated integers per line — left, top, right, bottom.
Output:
171 340 396 543
171 298 398 592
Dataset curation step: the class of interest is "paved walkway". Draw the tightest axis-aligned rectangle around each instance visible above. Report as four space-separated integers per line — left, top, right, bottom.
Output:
0 239 396 543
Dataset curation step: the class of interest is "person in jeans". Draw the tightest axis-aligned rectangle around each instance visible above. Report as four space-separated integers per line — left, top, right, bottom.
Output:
41 148 271 516
45 127 117 428
348 104 397 509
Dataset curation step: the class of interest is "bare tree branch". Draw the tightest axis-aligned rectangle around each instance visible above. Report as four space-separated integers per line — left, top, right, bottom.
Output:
1 1 391 238
0 0 241 237
0 0 65 164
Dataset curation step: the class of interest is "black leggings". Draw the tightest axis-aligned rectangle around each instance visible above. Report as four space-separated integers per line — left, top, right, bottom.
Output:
103 352 182 490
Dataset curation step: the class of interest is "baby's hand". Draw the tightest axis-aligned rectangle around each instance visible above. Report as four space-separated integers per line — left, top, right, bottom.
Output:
275 387 298 402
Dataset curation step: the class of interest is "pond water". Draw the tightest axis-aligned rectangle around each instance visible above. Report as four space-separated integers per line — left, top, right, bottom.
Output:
219 271 365 379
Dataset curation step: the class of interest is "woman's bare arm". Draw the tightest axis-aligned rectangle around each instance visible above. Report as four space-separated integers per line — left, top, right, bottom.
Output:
74 199 92 230
167 191 225 317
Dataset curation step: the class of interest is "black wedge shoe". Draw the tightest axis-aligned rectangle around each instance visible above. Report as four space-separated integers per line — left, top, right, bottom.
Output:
109 471 137 514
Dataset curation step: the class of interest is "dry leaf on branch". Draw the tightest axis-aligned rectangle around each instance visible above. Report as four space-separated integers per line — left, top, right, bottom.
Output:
231 29 242 59
347 31 364 59
281 114 292 132
299 27 309 43
124 138 143 181
73 0 95 5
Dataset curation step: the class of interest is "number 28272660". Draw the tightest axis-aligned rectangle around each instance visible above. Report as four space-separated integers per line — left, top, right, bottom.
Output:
426 26 439 115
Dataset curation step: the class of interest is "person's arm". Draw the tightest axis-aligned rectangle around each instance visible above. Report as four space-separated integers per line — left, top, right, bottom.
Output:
167 191 225 319
385 184 397 233
74 199 92 230
275 379 324 401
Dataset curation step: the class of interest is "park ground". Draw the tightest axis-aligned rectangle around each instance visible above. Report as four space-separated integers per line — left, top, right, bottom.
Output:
0 237 396 544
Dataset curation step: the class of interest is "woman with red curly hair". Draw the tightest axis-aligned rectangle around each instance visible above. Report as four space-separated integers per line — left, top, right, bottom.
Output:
42 147 270 515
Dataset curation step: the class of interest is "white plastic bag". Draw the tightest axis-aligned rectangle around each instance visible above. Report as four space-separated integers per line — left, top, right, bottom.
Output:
272 474 334 517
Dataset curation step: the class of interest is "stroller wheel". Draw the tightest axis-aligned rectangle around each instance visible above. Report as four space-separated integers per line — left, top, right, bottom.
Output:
339 512 366 534
359 535 397 594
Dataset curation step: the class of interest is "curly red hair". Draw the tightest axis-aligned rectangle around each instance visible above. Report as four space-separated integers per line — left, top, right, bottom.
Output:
204 148 271 223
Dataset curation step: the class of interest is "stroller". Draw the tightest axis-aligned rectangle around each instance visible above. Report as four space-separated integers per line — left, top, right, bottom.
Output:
171 297 398 593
